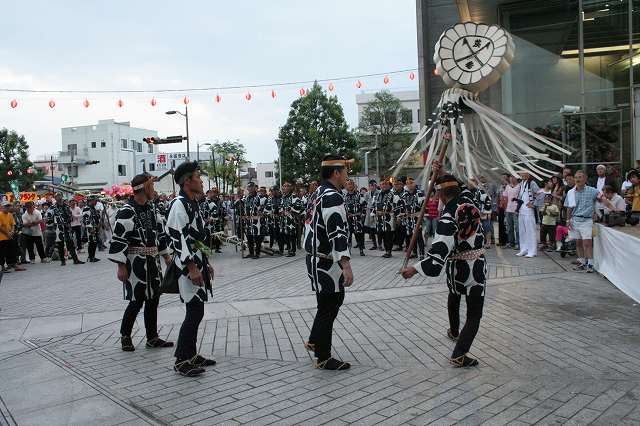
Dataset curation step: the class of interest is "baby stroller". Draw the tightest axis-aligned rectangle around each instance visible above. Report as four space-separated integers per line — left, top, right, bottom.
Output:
557 234 576 258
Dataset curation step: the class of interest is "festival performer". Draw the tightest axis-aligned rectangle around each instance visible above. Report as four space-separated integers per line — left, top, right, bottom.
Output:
516 171 541 258
205 188 225 253
166 162 216 377
402 177 426 259
108 174 174 353
365 179 381 250
241 182 267 259
344 179 367 256
375 179 400 258
46 193 84 265
82 195 102 262
265 186 284 254
392 178 407 251
401 174 486 368
304 156 353 370
282 182 303 257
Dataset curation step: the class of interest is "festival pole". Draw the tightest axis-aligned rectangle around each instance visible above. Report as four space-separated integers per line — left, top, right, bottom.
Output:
400 132 450 271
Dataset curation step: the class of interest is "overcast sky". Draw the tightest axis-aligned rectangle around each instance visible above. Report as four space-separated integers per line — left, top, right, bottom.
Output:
1 1 418 164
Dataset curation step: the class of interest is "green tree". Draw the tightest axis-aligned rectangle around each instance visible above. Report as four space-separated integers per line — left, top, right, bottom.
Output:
277 82 358 184
357 90 412 174
0 128 41 193
202 139 246 194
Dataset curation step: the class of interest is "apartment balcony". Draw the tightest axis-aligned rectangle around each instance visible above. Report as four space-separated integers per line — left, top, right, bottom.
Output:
58 148 90 165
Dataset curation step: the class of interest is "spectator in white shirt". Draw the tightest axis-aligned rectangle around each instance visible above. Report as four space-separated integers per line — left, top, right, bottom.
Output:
69 200 83 252
21 202 48 263
602 185 626 214
502 175 521 249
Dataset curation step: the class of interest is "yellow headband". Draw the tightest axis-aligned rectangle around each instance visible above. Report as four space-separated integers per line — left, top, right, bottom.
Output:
435 181 459 190
321 159 354 167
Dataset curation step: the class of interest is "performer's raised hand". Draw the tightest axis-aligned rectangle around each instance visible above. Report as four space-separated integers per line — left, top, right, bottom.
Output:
117 263 129 282
401 267 417 279
188 262 204 286
340 258 353 287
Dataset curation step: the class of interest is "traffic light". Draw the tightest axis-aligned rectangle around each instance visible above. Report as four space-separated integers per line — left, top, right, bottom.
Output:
143 136 159 144
143 136 185 145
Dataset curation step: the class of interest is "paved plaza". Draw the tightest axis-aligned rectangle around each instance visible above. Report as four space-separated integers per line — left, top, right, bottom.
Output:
1 246 639 425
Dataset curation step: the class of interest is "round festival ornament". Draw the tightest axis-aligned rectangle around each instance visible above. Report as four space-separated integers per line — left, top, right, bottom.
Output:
117 99 124 108
434 22 514 93
383 75 390 85
183 96 189 105
215 94 221 103
83 99 90 108
10 99 17 108
150 98 157 107
355 80 363 89
271 89 276 99
409 71 415 80
299 88 306 96
328 82 335 92
245 92 252 101
48 100 56 108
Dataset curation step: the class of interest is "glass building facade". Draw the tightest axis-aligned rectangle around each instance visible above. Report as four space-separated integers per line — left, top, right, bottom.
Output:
417 0 640 179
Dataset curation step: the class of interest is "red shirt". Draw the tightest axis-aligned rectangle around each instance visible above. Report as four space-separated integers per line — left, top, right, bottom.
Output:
427 198 440 218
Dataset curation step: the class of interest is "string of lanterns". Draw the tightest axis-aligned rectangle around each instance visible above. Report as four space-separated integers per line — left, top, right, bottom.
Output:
4 69 417 109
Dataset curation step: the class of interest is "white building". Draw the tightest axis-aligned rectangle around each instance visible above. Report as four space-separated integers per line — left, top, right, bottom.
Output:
356 90 421 134
256 162 276 188
59 119 160 190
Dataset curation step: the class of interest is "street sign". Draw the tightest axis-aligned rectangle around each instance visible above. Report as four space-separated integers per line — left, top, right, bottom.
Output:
156 154 168 170
61 174 69 183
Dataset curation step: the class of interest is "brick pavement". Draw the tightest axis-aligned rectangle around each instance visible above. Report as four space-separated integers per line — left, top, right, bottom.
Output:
1 245 639 425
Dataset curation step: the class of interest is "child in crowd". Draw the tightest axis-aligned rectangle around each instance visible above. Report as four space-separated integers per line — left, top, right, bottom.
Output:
539 194 559 251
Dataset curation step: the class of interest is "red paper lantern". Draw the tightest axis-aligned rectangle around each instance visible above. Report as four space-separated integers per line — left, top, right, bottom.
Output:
83 99 90 108
150 98 157 107
117 99 124 108
383 75 390 85
409 72 415 80
48 100 56 108
299 88 306 96
355 80 363 89
271 89 276 99
245 92 252 101
215 94 221 103
328 82 335 92
10 99 17 108
183 96 189 105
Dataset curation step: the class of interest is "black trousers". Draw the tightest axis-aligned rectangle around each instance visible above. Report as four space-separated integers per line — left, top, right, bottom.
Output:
394 225 405 248
246 235 263 256
309 291 345 360
120 297 159 339
174 299 204 360
24 235 45 260
44 230 56 258
366 227 378 246
286 233 297 254
405 231 425 257
88 241 98 259
72 225 82 250
448 286 484 358
540 224 556 245
498 209 507 245
0 239 17 267
383 230 394 253
57 238 79 262
352 232 364 250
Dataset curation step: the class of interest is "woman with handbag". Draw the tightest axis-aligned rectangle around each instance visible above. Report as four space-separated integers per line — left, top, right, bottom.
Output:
108 173 174 353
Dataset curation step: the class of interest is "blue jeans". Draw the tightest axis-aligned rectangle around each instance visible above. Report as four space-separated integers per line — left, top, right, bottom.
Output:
505 212 519 246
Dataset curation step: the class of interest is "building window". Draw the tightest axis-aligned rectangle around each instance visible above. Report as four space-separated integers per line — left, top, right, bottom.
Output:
68 165 78 178
265 171 274 178
118 165 127 176
401 110 413 125
147 144 154 154
417 108 421 123
149 163 156 171
133 140 142 152
121 139 128 149
67 144 77 155
91 141 97 148
101 140 106 148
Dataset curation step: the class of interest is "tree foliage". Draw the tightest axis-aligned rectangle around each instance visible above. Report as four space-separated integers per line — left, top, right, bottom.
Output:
357 90 412 172
0 128 41 193
277 82 358 184
202 139 246 194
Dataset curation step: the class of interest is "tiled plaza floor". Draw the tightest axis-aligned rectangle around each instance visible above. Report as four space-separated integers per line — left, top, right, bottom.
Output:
1 245 639 425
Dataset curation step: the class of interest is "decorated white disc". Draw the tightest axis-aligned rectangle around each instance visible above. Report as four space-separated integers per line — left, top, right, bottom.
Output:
434 22 515 93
